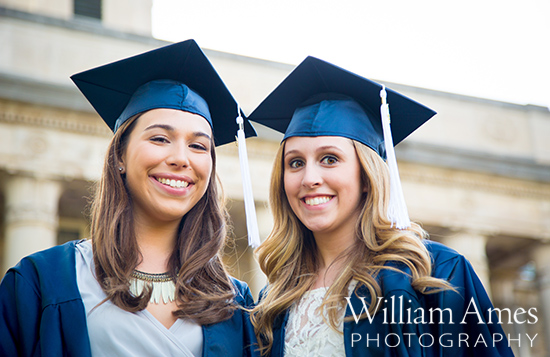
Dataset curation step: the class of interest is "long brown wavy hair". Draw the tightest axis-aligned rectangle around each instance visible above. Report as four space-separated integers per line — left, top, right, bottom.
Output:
90 114 236 325
251 139 452 355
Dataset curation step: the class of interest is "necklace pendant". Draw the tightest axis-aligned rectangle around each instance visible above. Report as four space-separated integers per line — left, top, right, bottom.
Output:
129 270 176 304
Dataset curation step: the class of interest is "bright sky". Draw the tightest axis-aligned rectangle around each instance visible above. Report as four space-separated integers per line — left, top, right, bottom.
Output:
152 0 550 109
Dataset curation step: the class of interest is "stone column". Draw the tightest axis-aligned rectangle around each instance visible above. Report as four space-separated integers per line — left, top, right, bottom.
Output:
2 175 62 273
532 243 550 354
441 231 491 294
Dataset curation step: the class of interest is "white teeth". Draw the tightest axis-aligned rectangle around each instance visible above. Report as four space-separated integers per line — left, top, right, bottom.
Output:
156 177 189 188
304 196 331 206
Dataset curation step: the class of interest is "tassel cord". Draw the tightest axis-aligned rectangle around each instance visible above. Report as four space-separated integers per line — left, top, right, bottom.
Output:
380 86 411 230
236 108 261 248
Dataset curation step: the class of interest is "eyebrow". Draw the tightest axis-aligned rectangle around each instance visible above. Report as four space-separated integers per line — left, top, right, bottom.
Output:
144 124 212 141
192 131 212 141
284 149 300 159
284 145 344 158
144 124 174 132
317 145 344 153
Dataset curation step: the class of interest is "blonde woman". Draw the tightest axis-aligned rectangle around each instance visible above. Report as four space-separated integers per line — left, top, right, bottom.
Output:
249 57 513 356
0 40 256 356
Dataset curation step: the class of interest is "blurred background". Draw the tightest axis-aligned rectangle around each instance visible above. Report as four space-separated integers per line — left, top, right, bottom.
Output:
0 1 548 355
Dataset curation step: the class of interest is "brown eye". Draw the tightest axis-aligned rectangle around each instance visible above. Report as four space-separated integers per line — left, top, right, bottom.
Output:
289 159 304 169
189 143 208 151
150 136 169 143
321 155 338 165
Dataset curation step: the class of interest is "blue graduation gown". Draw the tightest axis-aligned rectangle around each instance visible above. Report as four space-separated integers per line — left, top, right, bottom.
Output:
0 240 257 357
269 241 514 356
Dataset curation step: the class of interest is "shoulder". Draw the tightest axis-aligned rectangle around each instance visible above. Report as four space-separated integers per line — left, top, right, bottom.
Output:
229 276 254 306
229 276 249 293
373 241 462 298
11 240 78 275
423 239 465 265
368 258 419 302
7 240 82 305
423 240 480 286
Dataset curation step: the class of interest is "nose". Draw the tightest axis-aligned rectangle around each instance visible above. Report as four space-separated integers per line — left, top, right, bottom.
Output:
167 142 190 168
301 163 322 188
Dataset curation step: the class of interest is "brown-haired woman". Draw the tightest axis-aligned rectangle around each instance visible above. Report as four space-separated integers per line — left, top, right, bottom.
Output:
248 57 513 356
0 40 256 356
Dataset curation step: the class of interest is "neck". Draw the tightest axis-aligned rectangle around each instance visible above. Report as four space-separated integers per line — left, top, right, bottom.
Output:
312 206 362 273
313 229 355 270
311 225 356 289
133 217 180 273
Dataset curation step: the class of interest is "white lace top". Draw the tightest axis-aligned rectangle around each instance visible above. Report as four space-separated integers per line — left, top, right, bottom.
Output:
284 283 356 357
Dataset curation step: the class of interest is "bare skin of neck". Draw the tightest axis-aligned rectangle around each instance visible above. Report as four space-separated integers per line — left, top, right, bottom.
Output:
134 217 180 329
311 227 356 290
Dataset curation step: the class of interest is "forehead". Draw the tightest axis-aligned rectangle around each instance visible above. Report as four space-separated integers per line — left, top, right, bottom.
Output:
284 135 356 153
134 108 212 135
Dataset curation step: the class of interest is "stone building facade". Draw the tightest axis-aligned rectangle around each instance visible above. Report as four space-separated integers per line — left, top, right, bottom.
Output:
1 1 549 355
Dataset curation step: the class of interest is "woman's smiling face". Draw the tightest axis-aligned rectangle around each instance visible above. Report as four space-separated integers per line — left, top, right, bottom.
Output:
121 108 213 226
283 136 365 240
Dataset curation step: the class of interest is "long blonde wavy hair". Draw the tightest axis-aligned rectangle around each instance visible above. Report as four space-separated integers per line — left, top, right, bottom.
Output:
251 139 451 355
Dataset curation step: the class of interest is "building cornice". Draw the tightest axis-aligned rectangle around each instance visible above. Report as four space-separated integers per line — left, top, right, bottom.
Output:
0 5 294 72
397 141 550 183
380 80 550 112
0 72 95 113
0 99 110 136
0 6 169 46
400 162 550 200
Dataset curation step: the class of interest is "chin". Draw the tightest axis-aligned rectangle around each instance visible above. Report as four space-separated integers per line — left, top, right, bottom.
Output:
149 207 189 223
303 222 331 234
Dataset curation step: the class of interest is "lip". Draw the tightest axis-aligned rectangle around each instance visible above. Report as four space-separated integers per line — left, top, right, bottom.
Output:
150 174 194 196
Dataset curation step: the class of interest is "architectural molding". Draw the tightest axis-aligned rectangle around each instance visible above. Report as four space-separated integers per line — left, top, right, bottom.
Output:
382 80 550 112
0 98 110 136
400 162 550 200
397 141 550 183
0 6 167 46
0 72 94 113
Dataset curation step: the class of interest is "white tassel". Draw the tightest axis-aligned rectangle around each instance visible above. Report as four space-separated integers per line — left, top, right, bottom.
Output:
380 85 411 230
236 107 261 248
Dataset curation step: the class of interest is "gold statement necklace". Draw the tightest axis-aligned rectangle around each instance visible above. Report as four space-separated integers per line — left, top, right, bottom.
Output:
129 270 176 304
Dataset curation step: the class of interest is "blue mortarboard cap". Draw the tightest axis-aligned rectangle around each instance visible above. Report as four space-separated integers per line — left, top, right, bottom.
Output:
71 39 256 146
114 80 211 132
247 56 435 158
285 93 386 158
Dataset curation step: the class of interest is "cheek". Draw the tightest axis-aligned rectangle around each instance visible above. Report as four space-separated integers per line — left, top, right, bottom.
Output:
283 173 298 197
335 168 363 199
125 144 159 169
283 174 304 217
195 156 213 180
283 174 295 206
